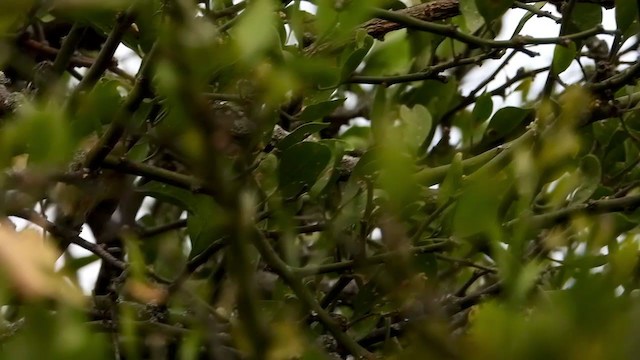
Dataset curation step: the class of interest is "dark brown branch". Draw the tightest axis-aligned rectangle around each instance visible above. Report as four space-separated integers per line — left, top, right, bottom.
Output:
292 240 454 277
362 0 614 41
20 38 114 69
9 209 127 271
506 194 640 229
138 219 188 238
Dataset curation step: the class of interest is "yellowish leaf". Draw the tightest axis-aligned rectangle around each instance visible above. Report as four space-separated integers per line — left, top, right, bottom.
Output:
0 226 84 305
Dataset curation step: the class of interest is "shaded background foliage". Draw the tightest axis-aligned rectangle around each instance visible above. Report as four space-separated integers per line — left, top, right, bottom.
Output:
0 0 639 359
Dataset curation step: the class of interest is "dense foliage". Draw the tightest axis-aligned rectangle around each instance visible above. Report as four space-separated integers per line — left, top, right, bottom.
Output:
1 0 640 358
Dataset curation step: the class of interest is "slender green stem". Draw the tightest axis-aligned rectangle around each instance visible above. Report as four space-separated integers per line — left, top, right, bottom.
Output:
414 145 506 186
52 23 85 76
370 8 611 50
83 43 158 170
348 50 502 85
74 9 137 93
505 194 640 229
101 155 210 195
292 240 454 277
251 230 375 359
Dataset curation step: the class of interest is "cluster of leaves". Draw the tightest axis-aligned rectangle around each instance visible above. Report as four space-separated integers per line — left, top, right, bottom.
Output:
1 0 640 359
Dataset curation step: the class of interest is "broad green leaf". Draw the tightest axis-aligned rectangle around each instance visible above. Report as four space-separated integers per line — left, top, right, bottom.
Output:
297 99 346 123
255 153 279 196
510 261 542 304
61 254 99 273
562 254 608 269
377 145 420 210
276 122 329 150
340 126 372 151
453 175 506 237
482 106 533 142
551 42 577 74
370 85 388 141
137 181 193 210
3 104 75 166
460 0 485 33
361 31 410 76
73 78 124 137
309 139 346 197
515 76 533 102
351 150 379 180
472 93 494 123
137 182 225 258
350 314 382 341
592 118 619 147
616 0 639 37
278 142 332 198
438 152 463 207
609 235 638 284
400 78 460 121
475 0 513 23
570 154 601 204
340 34 374 81
187 196 226 259
570 4 602 32
400 104 432 152
232 0 277 58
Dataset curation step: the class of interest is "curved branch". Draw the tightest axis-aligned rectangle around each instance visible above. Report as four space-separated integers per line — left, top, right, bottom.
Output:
362 0 614 41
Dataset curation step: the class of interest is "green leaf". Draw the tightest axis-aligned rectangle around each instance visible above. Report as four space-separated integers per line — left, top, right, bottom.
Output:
570 4 602 32
472 93 494 123
340 126 372 151
475 0 513 23
570 154 601 204
551 42 577 74
453 176 504 237
187 196 226 258
297 99 346 123
340 35 374 81
137 181 193 210
616 0 639 36
62 255 99 272
74 78 124 137
482 106 533 142
400 104 432 152
309 139 346 197
278 142 333 198
276 122 330 150
4 104 75 166
232 0 277 58
370 85 388 141
137 182 225 258
255 153 279 196
438 152 463 207
460 0 486 33
361 31 410 76
351 150 379 180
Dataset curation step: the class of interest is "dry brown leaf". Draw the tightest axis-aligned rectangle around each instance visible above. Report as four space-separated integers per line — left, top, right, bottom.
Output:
125 280 168 304
0 226 84 305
